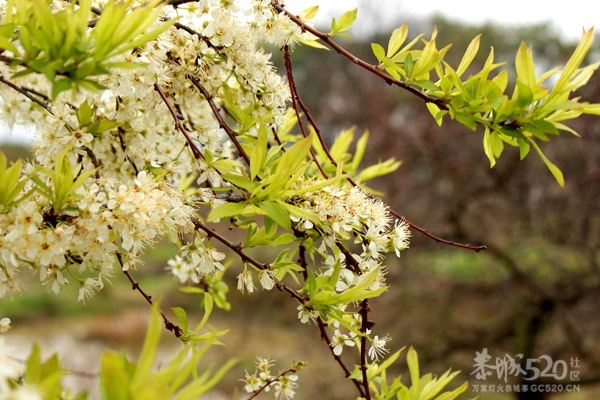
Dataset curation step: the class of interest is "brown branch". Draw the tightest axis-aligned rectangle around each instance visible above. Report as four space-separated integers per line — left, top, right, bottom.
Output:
0 75 54 115
270 1 448 111
359 299 372 400
317 316 366 397
81 146 101 179
283 45 328 179
389 209 487 252
153 82 205 161
187 74 251 165
116 252 184 338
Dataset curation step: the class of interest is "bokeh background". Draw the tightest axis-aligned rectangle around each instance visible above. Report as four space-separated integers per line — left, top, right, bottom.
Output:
1 3 599 399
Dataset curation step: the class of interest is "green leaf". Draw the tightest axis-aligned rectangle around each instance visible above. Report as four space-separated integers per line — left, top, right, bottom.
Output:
88 118 121 134
258 200 291 230
528 139 565 187
76 100 94 126
515 42 536 87
222 173 258 192
426 103 443 126
387 23 408 58
407 346 421 392
331 8 357 33
249 124 268 180
456 34 480 77
0 152 28 209
518 138 530 160
171 307 188 333
371 42 386 63
132 304 162 388
207 201 246 222
298 5 319 21
552 28 594 95
100 352 131 400
195 292 214 334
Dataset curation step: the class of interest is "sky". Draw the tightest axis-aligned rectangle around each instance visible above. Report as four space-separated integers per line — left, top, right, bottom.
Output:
1 0 598 144
302 0 598 42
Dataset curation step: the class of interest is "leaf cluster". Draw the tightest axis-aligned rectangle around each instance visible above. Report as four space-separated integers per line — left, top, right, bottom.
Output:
100 297 235 400
0 150 30 211
371 24 600 185
0 0 176 98
351 347 468 400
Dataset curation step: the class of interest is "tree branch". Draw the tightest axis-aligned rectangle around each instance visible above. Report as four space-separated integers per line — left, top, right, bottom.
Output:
270 1 448 110
116 251 184 338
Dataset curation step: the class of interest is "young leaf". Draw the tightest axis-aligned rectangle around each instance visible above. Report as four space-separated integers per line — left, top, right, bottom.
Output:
387 23 408 58
331 8 357 34
456 34 481 77
528 139 565 187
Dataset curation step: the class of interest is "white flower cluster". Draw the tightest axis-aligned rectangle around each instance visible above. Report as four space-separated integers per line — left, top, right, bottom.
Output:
293 183 411 290
0 171 193 300
0 0 316 299
242 357 299 400
291 183 409 355
167 234 225 284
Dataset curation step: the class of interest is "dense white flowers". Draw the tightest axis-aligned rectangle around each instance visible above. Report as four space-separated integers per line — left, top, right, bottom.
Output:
0 170 193 299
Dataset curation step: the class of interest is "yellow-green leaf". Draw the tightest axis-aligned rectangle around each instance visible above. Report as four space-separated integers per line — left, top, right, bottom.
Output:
387 23 408 57
456 34 481 77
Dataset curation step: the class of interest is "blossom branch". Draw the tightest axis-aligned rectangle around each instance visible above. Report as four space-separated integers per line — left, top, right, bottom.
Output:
270 1 448 111
153 82 205 160
194 220 305 303
116 252 184 338
283 45 328 179
0 75 54 115
187 74 251 165
246 364 304 400
316 316 366 397
282 43 485 252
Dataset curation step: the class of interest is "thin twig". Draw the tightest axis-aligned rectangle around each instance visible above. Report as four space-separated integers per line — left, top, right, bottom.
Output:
153 82 205 160
187 74 251 165
0 75 54 115
116 251 184 338
359 299 372 400
389 209 487 252
283 45 328 179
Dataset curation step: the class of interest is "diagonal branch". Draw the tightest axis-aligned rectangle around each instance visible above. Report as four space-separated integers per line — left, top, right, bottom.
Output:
187 74 251 165
270 1 448 111
154 82 206 160
116 251 184 338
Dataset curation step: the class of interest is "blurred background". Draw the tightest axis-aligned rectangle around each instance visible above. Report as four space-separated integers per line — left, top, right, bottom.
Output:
1 2 600 399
